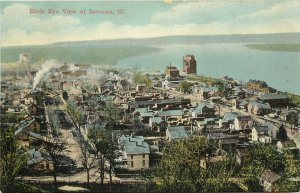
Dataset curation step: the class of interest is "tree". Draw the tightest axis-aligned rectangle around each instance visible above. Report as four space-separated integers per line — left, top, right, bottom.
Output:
67 100 84 128
150 137 242 192
0 127 27 193
78 140 96 188
177 81 192 93
88 128 112 190
39 138 68 190
62 90 68 100
277 124 288 142
286 112 298 130
218 83 233 97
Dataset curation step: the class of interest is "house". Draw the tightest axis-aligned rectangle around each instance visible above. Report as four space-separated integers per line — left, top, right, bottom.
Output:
259 170 281 192
219 138 238 152
27 103 38 115
200 155 226 169
194 86 220 100
24 94 35 105
162 79 180 90
132 108 153 124
190 102 215 118
17 117 41 134
27 149 54 172
252 122 279 143
219 112 241 129
136 83 147 92
158 110 184 124
182 55 197 74
61 81 74 91
248 101 271 115
166 126 188 141
149 117 168 132
257 92 289 108
233 99 249 110
277 140 299 154
99 81 116 93
233 115 253 131
128 98 191 112
118 135 150 170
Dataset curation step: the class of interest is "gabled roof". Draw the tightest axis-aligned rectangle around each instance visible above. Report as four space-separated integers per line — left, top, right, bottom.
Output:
249 101 271 109
158 110 183 117
119 135 150 155
15 118 36 136
150 117 163 124
103 81 115 87
133 108 150 114
133 108 153 117
27 149 52 165
193 102 214 112
223 112 241 121
167 126 188 140
254 125 270 134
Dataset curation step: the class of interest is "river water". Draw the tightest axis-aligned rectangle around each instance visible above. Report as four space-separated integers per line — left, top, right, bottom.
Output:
117 44 300 95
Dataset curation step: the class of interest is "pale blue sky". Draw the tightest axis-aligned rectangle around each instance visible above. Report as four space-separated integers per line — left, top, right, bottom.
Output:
1 0 299 46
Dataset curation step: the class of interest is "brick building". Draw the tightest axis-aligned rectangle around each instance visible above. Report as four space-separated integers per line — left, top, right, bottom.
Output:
247 80 275 93
183 55 197 74
165 64 179 78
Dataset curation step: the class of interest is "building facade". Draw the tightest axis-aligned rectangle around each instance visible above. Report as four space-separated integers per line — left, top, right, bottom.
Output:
183 55 197 74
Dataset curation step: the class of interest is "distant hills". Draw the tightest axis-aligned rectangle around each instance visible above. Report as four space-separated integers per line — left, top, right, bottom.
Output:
52 33 300 47
1 33 300 64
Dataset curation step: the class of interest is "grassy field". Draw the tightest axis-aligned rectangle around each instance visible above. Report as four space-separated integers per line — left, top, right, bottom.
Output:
288 93 300 107
245 44 300 52
186 74 218 85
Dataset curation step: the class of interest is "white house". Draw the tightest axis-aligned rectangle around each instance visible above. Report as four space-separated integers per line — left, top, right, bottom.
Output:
233 115 253 131
252 122 279 143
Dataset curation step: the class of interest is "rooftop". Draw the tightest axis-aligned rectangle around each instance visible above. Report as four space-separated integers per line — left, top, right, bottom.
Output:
258 92 288 100
119 135 150 155
167 126 188 140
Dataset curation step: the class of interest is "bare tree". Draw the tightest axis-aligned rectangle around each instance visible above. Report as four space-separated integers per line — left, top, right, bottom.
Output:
78 140 96 188
39 138 67 190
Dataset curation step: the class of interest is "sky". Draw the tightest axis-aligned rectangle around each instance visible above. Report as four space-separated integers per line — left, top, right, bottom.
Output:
1 0 300 46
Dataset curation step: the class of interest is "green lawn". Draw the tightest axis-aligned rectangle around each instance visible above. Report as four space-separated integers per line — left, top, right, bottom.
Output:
288 93 300 107
186 74 218 85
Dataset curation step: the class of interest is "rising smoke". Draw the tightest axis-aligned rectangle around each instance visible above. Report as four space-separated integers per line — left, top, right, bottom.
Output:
32 60 61 90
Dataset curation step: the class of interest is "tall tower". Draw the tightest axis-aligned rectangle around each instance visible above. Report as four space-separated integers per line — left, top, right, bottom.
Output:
183 55 197 74
19 53 30 76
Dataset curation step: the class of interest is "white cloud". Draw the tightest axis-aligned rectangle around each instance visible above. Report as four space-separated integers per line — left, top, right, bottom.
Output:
1 2 300 47
238 1 300 20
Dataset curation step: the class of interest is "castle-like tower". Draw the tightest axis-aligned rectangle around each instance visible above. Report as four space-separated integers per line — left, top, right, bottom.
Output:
183 55 196 74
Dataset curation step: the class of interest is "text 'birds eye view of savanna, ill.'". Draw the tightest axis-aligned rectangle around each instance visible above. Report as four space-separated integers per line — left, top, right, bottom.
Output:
1 1 300 193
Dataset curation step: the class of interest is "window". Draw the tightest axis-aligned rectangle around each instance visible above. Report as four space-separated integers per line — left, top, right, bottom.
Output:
143 160 145 167
143 154 145 158
131 161 134 167
131 155 133 159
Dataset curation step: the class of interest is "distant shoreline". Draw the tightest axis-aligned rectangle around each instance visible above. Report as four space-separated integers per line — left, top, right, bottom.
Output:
244 43 300 52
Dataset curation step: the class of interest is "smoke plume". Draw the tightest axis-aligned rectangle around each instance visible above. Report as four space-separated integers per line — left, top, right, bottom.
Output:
32 60 60 90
